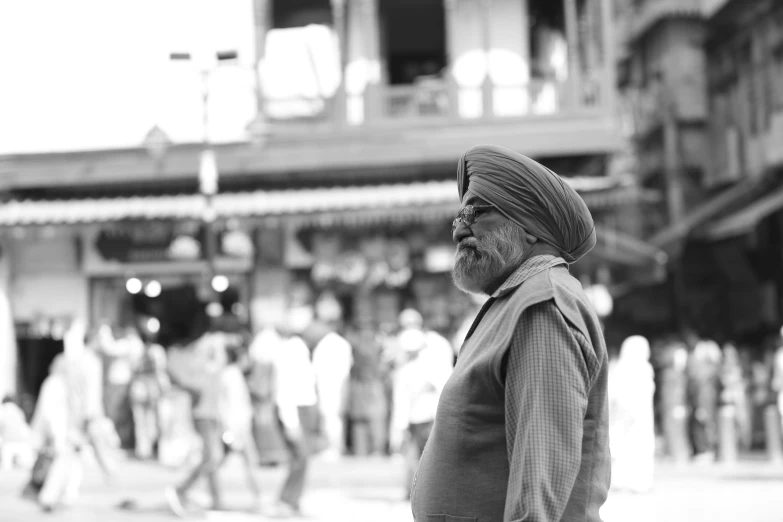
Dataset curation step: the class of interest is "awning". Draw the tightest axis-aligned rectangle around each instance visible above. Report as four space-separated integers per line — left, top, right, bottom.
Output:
593 228 669 267
700 183 783 241
647 179 764 251
0 178 649 227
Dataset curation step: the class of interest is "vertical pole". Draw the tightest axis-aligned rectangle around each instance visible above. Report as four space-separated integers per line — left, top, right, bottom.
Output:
520 0 531 78
663 91 685 224
199 70 210 147
361 0 381 121
662 81 687 325
443 0 459 118
599 0 617 111
480 0 493 118
563 0 582 108
252 0 270 119
201 70 217 299
331 0 348 125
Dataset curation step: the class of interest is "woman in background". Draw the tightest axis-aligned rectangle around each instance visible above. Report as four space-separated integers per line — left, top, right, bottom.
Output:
609 335 656 493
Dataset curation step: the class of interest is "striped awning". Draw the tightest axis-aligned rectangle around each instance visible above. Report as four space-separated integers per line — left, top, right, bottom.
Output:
0 178 652 227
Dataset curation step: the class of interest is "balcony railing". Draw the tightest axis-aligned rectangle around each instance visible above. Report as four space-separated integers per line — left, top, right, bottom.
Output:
264 73 608 127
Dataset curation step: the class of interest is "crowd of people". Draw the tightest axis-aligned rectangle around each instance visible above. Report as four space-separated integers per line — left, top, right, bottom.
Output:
5 301 783 515
0 307 458 516
607 329 783 494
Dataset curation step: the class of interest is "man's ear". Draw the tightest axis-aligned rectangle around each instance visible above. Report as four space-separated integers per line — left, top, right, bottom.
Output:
525 234 538 245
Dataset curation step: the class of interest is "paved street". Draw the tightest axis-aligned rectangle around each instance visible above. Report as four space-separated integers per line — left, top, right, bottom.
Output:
1 455 782 522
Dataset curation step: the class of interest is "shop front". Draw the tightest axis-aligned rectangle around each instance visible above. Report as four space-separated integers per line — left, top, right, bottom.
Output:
283 216 474 338
0 176 661 405
82 220 256 345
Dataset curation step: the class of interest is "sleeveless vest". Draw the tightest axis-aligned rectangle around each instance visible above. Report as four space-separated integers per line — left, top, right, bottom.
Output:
411 265 610 522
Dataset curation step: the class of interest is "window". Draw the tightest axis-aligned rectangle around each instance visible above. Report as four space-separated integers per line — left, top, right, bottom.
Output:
272 0 332 29
379 0 446 85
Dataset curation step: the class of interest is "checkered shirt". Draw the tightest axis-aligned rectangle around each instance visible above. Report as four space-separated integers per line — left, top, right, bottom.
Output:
495 255 597 521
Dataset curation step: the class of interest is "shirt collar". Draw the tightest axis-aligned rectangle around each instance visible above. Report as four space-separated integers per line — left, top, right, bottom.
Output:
491 255 567 298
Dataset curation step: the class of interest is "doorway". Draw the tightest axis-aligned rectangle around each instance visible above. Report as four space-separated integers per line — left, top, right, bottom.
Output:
379 0 447 85
90 273 247 348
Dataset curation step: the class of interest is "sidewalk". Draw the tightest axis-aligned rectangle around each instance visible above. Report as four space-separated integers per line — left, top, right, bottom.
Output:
0 455 413 522
1 455 781 522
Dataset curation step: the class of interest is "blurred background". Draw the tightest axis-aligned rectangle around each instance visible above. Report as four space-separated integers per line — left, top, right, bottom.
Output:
0 0 781 520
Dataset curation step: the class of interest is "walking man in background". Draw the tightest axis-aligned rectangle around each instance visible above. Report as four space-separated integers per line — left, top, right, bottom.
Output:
390 322 452 498
268 315 319 518
309 321 353 461
166 333 227 515
411 145 611 522
686 331 722 462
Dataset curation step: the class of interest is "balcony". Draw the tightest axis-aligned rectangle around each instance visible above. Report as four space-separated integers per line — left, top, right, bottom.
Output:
625 0 704 43
252 70 618 174
0 72 619 192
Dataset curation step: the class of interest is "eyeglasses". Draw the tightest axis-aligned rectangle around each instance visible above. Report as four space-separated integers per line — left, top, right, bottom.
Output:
452 204 495 233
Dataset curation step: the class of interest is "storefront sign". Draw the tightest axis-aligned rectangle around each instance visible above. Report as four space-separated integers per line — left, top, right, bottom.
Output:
94 222 254 263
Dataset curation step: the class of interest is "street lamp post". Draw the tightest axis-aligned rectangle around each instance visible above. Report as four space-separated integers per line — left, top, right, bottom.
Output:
143 49 268 312
169 50 240 305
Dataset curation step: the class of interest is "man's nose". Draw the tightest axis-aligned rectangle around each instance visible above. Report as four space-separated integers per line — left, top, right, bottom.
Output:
453 221 472 243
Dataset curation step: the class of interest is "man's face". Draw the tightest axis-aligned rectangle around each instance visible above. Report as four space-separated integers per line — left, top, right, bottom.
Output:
451 192 529 295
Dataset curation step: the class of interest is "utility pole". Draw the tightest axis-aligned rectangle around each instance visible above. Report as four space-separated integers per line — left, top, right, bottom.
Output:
660 79 688 329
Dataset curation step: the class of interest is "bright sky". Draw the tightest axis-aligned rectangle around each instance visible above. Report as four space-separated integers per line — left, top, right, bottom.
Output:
0 0 258 154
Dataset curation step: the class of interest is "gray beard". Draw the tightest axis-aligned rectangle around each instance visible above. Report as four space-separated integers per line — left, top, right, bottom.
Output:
451 225 527 295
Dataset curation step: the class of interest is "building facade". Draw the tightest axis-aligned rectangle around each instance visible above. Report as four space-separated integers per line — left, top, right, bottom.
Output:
0 0 655 398
615 0 783 344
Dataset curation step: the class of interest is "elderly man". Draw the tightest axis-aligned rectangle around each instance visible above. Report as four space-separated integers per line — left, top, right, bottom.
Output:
411 145 610 522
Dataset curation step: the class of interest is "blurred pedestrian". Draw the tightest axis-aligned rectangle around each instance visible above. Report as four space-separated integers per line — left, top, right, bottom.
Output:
750 355 774 448
129 340 168 460
28 354 89 512
218 340 262 511
309 322 352 461
166 332 227 516
720 342 752 452
80 324 105 428
609 336 656 493
412 145 610 521
265 319 319 518
347 326 388 456
658 337 690 462
102 326 144 449
247 326 288 465
0 395 34 470
686 333 722 462
390 325 452 498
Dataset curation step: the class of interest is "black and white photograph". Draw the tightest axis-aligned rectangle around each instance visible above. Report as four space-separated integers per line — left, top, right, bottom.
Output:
0 0 781 521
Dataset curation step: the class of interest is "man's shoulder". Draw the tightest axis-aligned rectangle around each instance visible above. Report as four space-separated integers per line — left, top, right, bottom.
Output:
508 264 577 305
512 266 600 338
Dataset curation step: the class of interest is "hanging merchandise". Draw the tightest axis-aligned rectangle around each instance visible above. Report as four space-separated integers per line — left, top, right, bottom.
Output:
315 291 343 323
335 251 368 285
365 261 390 288
311 261 337 286
221 229 254 258
385 239 412 287
386 266 412 288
